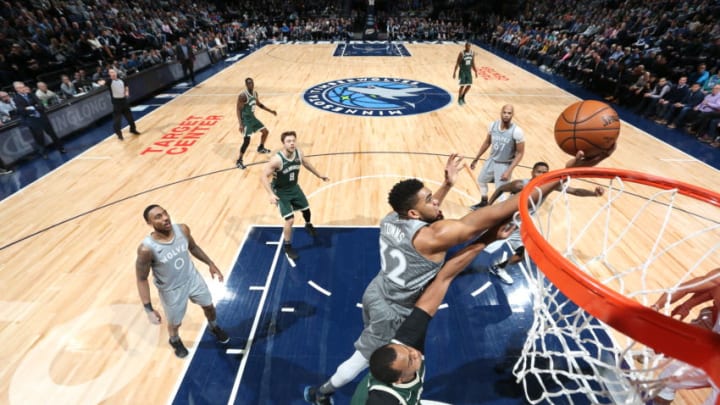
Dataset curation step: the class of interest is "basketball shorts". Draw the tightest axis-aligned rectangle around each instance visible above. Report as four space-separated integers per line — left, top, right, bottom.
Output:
478 159 511 185
158 270 213 326
275 185 309 219
656 359 715 402
506 228 523 250
354 277 414 359
459 69 473 86
242 115 265 137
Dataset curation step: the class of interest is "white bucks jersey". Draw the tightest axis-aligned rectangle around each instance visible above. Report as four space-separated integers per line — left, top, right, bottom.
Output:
488 119 524 163
142 224 197 291
377 212 444 307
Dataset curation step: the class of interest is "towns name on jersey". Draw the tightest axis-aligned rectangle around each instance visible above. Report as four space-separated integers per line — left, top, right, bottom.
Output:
382 222 406 243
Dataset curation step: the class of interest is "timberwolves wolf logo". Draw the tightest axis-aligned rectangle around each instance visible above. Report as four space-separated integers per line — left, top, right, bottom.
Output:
303 77 451 117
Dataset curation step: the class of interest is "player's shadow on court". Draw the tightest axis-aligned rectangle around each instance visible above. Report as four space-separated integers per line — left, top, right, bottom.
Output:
198 300 317 349
424 357 526 403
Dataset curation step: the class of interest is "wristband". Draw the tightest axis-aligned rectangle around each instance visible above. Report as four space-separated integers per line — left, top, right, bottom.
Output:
143 302 154 312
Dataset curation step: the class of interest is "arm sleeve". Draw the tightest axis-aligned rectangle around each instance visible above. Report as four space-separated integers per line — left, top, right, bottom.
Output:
366 390 402 405
513 126 525 142
392 307 431 353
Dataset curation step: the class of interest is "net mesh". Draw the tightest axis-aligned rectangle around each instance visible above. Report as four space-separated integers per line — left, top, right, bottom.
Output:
511 171 720 404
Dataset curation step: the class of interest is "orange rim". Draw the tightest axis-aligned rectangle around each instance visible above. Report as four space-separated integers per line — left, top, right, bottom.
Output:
518 167 720 389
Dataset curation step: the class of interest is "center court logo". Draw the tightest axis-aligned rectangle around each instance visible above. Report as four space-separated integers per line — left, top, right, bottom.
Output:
303 77 451 117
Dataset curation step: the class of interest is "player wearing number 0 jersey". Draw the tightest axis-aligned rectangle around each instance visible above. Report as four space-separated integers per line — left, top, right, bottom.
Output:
303 150 613 405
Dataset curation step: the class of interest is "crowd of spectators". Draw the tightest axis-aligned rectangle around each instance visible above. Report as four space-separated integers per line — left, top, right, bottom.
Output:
479 0 720 148
4 0 720 149
0 0 352 128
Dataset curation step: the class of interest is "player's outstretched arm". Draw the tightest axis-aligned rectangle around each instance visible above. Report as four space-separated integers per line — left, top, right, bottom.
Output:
415 242 485 317
301 154 329 182
433 153 462 206
416 150 613 255
653 267 720 313
488 180 525 205
136 245 162 324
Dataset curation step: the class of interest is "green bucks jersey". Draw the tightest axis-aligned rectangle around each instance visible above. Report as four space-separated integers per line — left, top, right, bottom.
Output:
351 360 425 405
241 89 257 121
460 50 474 73
272 150 301 190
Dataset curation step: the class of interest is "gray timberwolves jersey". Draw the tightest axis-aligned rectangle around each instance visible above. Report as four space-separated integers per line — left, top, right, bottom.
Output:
377 212 444 307
142 224 197 291
488 119 524 163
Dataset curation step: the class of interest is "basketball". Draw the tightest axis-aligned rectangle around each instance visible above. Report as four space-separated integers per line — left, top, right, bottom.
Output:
554 100 620 157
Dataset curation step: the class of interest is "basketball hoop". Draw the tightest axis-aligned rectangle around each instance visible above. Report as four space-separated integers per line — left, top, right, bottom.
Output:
512 167 720 404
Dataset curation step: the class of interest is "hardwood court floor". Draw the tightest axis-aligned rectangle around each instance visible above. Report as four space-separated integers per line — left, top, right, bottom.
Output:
0 43 717 404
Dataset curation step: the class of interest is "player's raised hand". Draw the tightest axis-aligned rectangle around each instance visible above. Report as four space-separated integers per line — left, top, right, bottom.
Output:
566 144 615 168
444 153 462 187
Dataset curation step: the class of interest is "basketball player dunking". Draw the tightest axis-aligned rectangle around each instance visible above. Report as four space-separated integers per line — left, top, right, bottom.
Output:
304 150 612 405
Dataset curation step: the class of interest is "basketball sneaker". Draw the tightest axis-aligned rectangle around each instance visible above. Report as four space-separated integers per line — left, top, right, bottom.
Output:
305 223 317 237
236 158 246 169
210 325 230 344
303 386 333 405
284 244 299 260
489 264 513 285
469 198 488 211
257 146 271 154
169 337 189 358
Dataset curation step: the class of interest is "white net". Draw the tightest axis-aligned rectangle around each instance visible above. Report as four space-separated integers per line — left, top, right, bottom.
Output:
511 171 720 404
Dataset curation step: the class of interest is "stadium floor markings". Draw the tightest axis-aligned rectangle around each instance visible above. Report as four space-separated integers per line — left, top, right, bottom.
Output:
307 280 331 296
226 234 284 404
471 281 492 297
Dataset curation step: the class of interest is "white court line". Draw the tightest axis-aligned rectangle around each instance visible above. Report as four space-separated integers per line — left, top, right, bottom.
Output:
226 348 245 355
356 303 363 308
308 280 331 296
287 255 296 268
249 286 265 291
266 241 280 245
281 307 295 313
471 282 492 297
168 225 256 405
227 233 285 404
438 303 449 310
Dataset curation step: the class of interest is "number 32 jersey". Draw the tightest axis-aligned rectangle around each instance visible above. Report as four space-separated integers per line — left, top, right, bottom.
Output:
377 212 445 308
